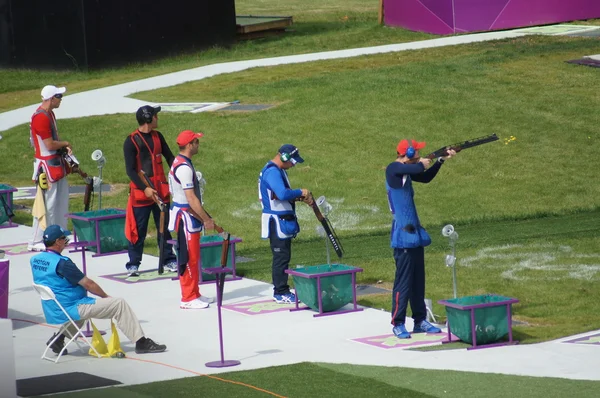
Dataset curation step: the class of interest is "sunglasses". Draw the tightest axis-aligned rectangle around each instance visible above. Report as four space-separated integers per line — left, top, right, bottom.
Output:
53 94 63 99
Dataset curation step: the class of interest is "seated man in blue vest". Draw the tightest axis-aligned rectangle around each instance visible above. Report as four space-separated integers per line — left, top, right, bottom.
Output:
30 224 167 355
386 139 456 339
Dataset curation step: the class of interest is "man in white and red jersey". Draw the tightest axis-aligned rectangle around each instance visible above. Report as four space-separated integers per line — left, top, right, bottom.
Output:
29 85 71 252
167 130 216 310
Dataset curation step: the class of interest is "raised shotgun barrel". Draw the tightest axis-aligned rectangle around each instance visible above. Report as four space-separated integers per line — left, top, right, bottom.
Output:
425 134 499 159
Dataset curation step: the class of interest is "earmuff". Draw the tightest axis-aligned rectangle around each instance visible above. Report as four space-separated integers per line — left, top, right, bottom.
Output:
141 108 153 124
404 140 416 159
280 147 298 163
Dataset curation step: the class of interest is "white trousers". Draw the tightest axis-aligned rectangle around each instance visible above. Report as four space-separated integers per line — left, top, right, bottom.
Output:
30 178 69 245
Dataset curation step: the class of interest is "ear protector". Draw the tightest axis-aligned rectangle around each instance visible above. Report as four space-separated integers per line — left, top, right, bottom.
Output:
140 107 154 124
404 139 416 159
280 147 298 163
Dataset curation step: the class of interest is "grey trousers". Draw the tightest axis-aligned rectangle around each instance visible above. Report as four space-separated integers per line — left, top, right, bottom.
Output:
64 297 145 343
30 178 69 245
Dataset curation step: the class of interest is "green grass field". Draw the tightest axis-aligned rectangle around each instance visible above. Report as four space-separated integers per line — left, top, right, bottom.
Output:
55 362 600 398
3 33 600 343
3 1 600 395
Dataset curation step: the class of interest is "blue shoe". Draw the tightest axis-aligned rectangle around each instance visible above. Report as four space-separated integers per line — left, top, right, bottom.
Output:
413 320 441 333
273 293 297 304
164 261 178 273
392 324 411 339
127 265 140 277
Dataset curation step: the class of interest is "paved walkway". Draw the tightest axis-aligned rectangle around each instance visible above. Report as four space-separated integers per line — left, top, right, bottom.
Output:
2 26 600 396
0 29 532 133
1 224 599 396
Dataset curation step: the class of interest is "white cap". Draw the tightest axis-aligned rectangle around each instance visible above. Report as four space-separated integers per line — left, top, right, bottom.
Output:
41 85 66 100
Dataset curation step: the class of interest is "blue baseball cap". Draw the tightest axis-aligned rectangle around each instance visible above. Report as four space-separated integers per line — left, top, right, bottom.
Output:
43 225 71 244
279 144 304 164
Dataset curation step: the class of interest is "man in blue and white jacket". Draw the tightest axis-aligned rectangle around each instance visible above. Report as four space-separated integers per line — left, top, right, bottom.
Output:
259 144 313 304
386 139 456 339
30 224 167 355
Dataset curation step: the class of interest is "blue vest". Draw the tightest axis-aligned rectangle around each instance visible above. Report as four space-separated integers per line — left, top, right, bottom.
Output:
258 162 296 216
259 162 301 239
30 251 95 324
386 178 431 249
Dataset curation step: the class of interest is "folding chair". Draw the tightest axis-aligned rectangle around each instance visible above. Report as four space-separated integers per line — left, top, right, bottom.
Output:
32 283 101 363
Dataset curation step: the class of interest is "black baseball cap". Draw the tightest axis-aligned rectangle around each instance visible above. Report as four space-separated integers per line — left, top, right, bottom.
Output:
136 105 161 125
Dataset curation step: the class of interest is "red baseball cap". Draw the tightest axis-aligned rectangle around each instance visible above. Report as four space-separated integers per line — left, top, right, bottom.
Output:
176 130 204 146
397 139 426 156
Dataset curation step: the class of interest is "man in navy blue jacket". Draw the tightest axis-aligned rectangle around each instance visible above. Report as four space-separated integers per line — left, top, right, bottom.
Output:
259 144 313 304
385 139 456 339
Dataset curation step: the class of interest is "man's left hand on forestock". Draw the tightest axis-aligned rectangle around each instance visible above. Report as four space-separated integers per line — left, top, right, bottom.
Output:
443 149 457 160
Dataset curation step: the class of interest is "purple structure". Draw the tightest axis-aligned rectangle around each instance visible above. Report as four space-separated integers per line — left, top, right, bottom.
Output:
438 296 519 350
203 267 241 368
167 237 243 284
384 0 600 35
285 265 364 317
0 260 9 318
67 209 127 257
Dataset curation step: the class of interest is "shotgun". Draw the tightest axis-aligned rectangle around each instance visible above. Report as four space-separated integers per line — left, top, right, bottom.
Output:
60 148 94 211
218 232 231 305
138 170 167 275
310 197 344 258
424 134 499 159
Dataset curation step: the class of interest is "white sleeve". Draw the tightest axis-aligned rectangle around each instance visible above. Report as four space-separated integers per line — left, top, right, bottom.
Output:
175 165 195 190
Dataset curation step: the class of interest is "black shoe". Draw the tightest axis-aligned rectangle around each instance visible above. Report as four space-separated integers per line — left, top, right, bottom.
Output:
135 337 167 354
46 333 68 355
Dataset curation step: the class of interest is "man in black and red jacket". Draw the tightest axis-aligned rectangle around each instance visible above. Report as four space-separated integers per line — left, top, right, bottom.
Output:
123 105 177 276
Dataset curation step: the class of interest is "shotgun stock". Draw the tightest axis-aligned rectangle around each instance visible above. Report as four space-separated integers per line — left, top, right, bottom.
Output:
83 179 94 211
138 170 167 274
59 148 94 210
425 134 499 159
218 232 231 305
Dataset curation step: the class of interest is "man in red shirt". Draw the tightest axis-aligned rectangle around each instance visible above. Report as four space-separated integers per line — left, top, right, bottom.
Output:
29 85 71 252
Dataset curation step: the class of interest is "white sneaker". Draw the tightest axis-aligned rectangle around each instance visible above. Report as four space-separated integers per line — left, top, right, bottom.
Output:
180 298 209 310
198 295 215 304
27 243 46 252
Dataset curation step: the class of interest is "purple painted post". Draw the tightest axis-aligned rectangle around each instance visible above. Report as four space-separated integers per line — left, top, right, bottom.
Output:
203 267 240 368
0 259 9 318
384 0 600 35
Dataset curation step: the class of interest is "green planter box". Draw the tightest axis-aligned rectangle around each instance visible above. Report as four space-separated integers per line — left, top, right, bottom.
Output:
439 294 519 348
68 208 128 255
286 264 363 316
0 184 17 228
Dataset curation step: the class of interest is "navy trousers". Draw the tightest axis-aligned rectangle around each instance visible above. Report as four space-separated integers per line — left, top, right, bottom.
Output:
268 218 292 295
391 246 426 326
126 203 176 268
